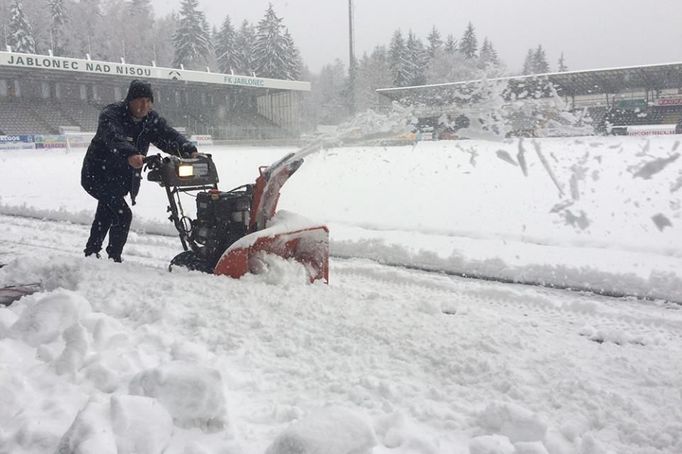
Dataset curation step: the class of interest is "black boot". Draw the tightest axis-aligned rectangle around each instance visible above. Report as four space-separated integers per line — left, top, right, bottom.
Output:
84 250 101 259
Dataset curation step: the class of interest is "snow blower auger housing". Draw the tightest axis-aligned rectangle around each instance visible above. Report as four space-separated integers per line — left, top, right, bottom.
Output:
145 152 329 283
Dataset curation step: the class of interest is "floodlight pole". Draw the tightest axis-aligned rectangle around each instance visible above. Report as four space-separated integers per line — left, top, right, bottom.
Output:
348 0 357 114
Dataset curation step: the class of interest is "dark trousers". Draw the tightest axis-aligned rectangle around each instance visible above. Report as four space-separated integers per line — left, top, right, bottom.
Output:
84 194 132 259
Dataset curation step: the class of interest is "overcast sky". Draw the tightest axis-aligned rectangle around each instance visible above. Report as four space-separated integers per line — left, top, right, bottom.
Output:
150 0 682 75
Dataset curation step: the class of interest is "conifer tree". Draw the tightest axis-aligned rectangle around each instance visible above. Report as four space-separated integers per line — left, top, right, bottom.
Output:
354 45 392 111
426 47 480 84
150 13 177 66
253 4 291 79
172 0 212 69
7 0 36 53
405 30 427 85
426 26 442 58
479 37 499 67
68 0 103 58
522 48 534 75
533 45 549 73
48 0 67 56
235 20 256 75
558 52 568 72
125 0 155 63
215 15 239 74
313 59 348 123
444 34 458 55
459 22 478 59
283 29 302 80
389 29 410 87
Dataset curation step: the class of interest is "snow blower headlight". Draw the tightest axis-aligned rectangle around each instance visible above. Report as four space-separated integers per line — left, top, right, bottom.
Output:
177 164 194 178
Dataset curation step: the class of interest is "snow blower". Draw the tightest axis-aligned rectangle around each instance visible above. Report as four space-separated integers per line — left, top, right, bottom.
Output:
145 142 329 283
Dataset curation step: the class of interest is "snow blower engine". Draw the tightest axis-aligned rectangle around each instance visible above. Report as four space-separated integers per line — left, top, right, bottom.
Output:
145 149 329 283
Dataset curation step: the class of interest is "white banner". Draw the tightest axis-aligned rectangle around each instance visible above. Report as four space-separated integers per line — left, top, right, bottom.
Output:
626 124 677 136
190 135 214 146
0 51 310 92
656 98 682 106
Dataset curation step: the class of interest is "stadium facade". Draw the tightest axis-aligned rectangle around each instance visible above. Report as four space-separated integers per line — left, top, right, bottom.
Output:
377 62 682 138
0 51 310 141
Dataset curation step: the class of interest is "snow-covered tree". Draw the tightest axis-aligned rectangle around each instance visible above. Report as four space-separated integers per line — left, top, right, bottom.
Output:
150 13 177 66
522 45 550 75
522 49 534 75
558 52 568 72
48 0 67 55
96 0 125 61
235 20 256 75
7 0 36 53
252 4 290 78
354 45 393 112
444 34 458 55
172 0 212 69
283 29 303 80
405 30 427 86
459 22 478 59
311 59 348 124
12 0 50 54
426 47 482 84
426 26 442 58
124 0 155 64
67 0 103 58
388 29 410 87
215 15 239 74
479 37 499 68
533 45 550 73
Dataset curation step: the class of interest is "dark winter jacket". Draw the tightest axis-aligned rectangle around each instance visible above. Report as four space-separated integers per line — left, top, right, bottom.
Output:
81 101 196 203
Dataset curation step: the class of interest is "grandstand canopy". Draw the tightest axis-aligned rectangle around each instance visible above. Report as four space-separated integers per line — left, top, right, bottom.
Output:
0 51 310 92
377 62 682 103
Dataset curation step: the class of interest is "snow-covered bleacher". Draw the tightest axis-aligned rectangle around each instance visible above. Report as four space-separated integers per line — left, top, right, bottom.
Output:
0 51 309 141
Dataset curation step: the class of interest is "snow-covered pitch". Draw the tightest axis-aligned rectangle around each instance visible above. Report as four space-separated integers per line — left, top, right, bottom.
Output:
0 136 681 453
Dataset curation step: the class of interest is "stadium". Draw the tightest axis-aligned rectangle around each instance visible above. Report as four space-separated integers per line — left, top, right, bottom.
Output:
2 16 682 454
377 61 682 138
3 49 682 147
0 50 309 147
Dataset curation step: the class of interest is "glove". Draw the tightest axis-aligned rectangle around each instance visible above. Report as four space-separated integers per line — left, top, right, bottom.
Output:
180 142 198 158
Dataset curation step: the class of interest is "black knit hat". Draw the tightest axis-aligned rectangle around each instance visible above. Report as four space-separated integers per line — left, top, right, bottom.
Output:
125 79 154 103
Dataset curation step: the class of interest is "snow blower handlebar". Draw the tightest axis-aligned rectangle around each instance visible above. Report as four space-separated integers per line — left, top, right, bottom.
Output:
145 154 219 188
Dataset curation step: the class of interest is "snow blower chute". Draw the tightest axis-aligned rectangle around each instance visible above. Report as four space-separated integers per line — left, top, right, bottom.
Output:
145 143 329 283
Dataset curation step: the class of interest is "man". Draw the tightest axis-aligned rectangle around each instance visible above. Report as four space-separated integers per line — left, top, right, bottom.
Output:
81 79 198 262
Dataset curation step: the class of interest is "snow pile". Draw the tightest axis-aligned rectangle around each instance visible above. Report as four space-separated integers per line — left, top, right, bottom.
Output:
129 361 228 430
1 136 682 452
478 401 547 444
265 407 376 454
0 281 233 453
7 291 91 347
1 251 682 453
55 394 174 454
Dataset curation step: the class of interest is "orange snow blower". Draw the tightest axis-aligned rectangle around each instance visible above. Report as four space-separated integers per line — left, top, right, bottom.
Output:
145 142 328 283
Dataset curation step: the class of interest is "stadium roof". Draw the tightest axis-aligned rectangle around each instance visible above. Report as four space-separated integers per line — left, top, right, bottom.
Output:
0 51 310 92
377 61 682 102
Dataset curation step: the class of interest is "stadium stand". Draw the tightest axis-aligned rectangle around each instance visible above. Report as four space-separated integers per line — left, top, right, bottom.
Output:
377 62 682 137
0 51 309 141
31 99 80 133
0 98 50 134
56 100 101 132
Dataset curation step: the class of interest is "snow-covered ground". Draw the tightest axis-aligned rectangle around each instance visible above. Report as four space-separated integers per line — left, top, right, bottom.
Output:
0 136 681 453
